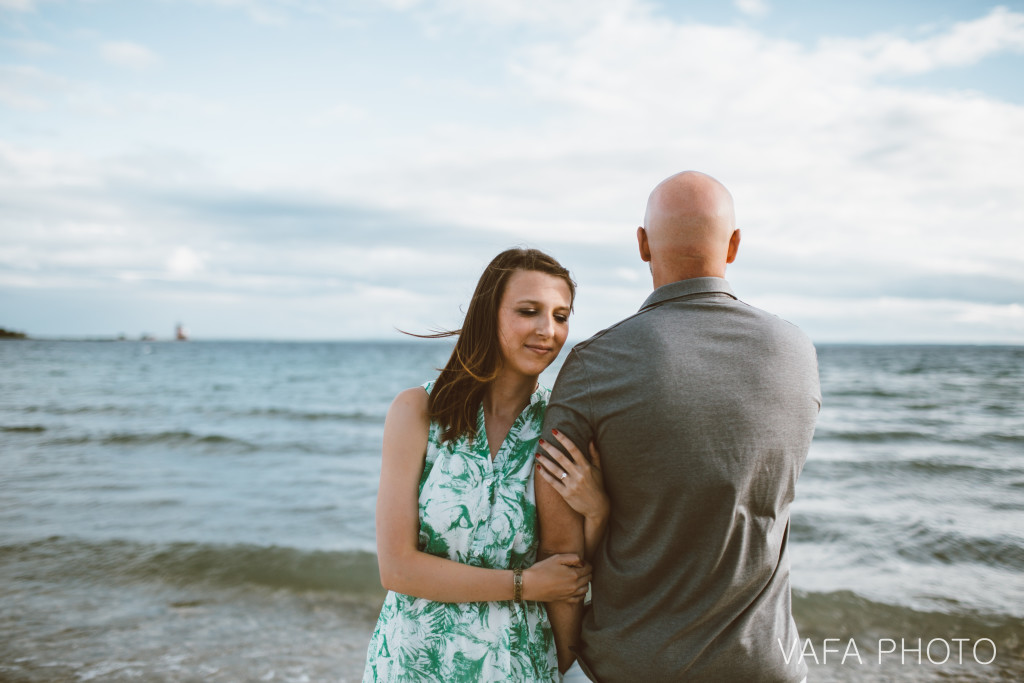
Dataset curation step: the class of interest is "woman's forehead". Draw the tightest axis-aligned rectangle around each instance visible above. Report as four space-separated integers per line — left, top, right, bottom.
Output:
502 270 572 305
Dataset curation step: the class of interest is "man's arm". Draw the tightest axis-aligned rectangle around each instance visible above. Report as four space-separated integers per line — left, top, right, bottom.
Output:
537 349 594 673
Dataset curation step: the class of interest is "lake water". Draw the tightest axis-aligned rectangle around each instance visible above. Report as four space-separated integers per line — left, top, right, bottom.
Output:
1 340 1022 681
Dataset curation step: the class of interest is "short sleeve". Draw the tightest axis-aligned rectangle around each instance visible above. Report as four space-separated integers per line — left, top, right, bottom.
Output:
540 348 595 464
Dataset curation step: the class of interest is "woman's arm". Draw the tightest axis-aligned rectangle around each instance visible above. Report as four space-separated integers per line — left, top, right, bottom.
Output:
535 431 609 562
375 387 591 603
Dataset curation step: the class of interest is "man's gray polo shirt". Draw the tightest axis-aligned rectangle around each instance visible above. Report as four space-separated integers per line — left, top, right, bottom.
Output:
542 277 820 682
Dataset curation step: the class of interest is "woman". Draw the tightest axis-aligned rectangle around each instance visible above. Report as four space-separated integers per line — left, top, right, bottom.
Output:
363 248 608 682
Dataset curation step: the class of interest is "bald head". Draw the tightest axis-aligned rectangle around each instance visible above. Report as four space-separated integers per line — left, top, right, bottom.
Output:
638 171 740 288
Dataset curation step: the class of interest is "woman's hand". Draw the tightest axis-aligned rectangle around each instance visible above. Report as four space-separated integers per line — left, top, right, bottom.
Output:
523 553 591 603
536 430 609 525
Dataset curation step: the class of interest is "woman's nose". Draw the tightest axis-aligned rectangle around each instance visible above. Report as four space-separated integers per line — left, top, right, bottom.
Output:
536 314 554 338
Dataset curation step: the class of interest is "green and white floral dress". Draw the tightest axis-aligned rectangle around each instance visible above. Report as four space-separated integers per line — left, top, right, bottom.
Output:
363 381 560 683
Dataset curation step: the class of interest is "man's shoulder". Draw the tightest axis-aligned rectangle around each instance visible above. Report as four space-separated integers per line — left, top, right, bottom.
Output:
734 297 816 347
569 294 815 358
569 308 650 355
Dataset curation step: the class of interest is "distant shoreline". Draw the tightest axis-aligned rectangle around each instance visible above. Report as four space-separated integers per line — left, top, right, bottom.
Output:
2 336 1021 347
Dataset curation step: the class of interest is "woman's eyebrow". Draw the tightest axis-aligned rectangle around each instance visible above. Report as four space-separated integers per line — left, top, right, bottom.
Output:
513 299 570 312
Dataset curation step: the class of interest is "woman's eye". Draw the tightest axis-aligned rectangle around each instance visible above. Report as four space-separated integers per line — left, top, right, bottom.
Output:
554 315 568 323
518 309 537 316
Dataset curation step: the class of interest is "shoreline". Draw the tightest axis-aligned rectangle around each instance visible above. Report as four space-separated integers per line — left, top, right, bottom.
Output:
2 536 1021 682
1 572 381 683
3 576 1020 682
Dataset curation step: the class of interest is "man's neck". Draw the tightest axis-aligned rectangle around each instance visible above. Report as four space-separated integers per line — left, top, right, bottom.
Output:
651 267 726 290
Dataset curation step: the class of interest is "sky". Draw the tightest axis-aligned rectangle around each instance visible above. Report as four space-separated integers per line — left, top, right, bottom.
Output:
1 0 1022 343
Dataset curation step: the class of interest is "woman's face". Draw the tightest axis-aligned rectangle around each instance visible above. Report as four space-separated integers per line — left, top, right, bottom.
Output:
496 269 572 380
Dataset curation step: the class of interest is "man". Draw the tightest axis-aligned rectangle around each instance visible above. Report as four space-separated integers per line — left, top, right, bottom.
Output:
537 171 820 682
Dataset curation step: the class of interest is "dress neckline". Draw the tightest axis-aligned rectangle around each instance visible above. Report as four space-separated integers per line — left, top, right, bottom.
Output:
476 384 546 465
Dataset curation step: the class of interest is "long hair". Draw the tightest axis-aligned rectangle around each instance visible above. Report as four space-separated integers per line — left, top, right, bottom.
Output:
414 248 576 445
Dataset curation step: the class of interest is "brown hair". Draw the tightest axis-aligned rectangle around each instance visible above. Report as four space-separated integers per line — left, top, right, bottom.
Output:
415 248 575 445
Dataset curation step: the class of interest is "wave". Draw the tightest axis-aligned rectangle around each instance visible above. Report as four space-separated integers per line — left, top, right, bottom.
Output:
804 457 1021 483
983 432 1024 444
240 407 383 423
1 424 46 433
105 430 248 447
812 428 1024 445
792 589 1024 655
0 536 384 597
3 536 1021 659
15 403 385 424
40 430 259 452
20 427 379 457
792 513 1024 572
896 524 1024 571
18 403 147 416
826 389 911 399
814 429 931 443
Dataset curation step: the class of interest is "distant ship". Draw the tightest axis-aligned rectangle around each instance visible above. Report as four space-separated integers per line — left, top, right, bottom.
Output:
175 324 189 341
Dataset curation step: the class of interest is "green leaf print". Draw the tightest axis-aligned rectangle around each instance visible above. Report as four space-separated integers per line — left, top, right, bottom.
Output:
451 650 486 682
418 522 450 557
363 384 559 683
447 504 473 530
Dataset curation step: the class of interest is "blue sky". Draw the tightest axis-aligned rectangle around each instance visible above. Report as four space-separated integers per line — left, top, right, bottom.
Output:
1 0 1022 342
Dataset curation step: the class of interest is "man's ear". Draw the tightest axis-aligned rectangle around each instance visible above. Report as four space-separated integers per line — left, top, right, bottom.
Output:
637 226 652 262
726 228 741 264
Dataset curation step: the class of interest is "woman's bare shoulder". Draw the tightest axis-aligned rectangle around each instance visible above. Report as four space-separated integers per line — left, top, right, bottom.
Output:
391 386 428 411
386 386 430 430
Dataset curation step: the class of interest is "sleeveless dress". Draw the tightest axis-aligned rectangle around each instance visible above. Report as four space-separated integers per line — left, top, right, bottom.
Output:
363 382 560 683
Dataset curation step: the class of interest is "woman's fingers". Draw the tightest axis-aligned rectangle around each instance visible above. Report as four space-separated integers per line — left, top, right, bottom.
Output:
535 445 568 480
537 430 592 487
537 437 575 476
554 553 582 566
588 441 602 470
536 462 566 490
549 429 586 465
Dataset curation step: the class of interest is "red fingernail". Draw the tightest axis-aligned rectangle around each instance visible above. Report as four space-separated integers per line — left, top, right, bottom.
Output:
552 429 559 435
536 463 541 470
538 439 545 444
534 452 541 458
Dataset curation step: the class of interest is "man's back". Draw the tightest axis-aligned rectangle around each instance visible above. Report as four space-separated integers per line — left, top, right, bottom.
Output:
542 277 820 681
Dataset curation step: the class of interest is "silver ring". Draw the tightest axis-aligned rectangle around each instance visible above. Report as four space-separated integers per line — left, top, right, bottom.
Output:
560 471 568 480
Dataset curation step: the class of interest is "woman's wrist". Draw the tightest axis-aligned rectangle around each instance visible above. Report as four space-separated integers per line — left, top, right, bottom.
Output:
584 498 610 524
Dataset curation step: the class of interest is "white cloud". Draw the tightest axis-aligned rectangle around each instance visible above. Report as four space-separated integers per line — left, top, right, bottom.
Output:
2 39 56 56
0 85 45 110
820 5 1024 76
100 41 160 70
434 0 639 29
338 6 1024 275
308 102 369 126
0 0 36 10
0 64 67 111
377 0 421 9
751 295 1024 344
0 141 101 188
735 0 768 18
2 1 1022 342
166 247 207 276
